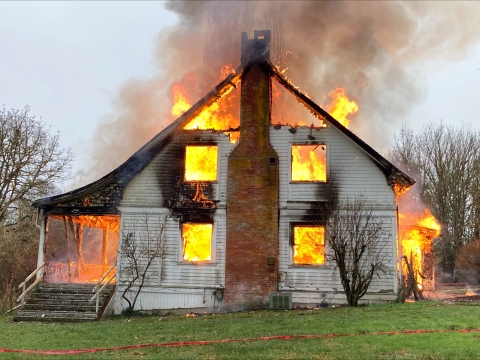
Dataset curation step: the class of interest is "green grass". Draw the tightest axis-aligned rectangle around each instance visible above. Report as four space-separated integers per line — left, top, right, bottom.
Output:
1 301 480 359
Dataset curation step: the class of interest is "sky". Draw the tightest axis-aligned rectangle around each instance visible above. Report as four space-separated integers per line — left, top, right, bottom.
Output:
1 1 480 191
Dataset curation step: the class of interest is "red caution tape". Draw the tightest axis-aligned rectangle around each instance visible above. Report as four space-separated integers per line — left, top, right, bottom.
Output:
1 328 479 355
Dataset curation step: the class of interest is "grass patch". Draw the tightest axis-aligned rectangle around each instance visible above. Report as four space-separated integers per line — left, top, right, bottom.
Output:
1 301 480 359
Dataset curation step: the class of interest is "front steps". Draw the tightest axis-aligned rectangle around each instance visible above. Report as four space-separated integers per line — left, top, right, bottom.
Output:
14 282 114 322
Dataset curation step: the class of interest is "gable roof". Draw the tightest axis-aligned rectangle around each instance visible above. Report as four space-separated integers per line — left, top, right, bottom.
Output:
33 56 414 209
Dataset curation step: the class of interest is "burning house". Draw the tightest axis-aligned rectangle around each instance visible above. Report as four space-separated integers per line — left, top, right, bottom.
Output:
19 30 440 320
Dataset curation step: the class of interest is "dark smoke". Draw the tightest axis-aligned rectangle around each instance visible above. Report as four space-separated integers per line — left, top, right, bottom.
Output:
75 1 480 187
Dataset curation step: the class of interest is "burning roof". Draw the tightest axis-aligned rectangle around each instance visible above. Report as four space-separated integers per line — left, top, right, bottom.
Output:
32 39 414 209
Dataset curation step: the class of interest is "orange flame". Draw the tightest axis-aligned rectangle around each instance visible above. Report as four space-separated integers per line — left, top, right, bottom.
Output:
293 226 325 265
171 82 191 118
170 65 240 142
325 88 358 128
46 215 119 284
399 209 441 289
184 145 218 181
182 223 212 262
291 145 327 182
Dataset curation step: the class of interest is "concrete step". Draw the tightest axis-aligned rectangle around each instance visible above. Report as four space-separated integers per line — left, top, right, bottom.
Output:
29 293 108 301
22 303 97 312
14 310 98 322
25 298 102 306
13 282 115 322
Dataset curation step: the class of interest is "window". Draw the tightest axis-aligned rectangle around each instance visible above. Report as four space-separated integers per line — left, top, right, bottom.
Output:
182 223 213 262
292 225 325 265
184 145 218 181
291 144 327 182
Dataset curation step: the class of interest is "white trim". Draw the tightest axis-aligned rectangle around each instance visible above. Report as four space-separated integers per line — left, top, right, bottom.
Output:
117 206 171 215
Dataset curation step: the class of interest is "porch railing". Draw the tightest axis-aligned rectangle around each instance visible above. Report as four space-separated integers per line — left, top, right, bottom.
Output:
90 261 116 314
9 262 46 312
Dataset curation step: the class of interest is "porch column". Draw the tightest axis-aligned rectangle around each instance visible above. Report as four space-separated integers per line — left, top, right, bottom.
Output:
36 212 46 279
102 229 108 266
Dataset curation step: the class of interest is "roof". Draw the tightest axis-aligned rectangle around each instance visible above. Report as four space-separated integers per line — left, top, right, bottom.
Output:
33 56 414 209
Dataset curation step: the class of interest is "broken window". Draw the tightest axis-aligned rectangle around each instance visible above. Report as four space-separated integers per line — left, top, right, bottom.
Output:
292 225 325 265
291 144 327 182
184 145 218 181
182 223 213 262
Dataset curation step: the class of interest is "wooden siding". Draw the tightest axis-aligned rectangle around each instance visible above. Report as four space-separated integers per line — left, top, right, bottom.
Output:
271 125 398 300
115 131 232 312
113 124 398 312
269 126 396 207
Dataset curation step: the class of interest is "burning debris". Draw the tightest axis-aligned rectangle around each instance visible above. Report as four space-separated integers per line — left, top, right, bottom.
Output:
396 186 442 298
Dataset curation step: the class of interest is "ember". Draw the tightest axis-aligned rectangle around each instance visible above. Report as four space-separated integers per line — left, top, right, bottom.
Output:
291 145 327 182
182 223 213 262
293 226 325 265
184 145 218 181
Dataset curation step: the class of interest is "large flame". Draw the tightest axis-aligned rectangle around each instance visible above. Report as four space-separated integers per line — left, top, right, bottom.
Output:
171 65 240 142
325 88 358 128
182 223 213 262
46 215 119 284
398 208 441 289
184 145 218 181
291 145 327 182
293 226 325 265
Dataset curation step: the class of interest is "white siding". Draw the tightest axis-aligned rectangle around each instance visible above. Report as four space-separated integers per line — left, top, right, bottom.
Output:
270 126 395 207
271 125 398 303
113 131 232 313
112 124 399 312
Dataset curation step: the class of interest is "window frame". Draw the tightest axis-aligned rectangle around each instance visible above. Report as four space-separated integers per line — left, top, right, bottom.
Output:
290 223 326 267
183 143 219 183
289 143 329 183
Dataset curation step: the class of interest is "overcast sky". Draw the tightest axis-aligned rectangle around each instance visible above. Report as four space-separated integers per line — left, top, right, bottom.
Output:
1 1 479 190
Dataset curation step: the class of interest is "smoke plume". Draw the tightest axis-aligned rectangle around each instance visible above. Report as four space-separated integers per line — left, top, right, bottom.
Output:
75 1 480 187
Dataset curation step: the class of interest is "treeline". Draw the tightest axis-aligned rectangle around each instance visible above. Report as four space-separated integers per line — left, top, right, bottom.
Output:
0 106 72 309
389 123 480 282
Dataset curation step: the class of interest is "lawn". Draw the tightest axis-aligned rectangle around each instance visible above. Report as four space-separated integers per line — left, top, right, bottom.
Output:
1 301 480 359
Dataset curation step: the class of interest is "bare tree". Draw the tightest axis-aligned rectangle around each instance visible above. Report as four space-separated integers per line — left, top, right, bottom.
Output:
325 197 391 306
456 239 480 285
118 211 167 313
0 106 73 224
0 106 73 309
390 123 480 277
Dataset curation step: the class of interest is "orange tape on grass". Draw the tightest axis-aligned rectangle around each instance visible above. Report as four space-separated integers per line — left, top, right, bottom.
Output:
1 329 479 355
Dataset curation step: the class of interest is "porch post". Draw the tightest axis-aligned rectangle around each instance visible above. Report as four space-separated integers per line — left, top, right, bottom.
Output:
36 211 46 279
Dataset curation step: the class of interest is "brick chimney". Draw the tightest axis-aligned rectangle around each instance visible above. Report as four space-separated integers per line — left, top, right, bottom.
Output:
225 30 279 308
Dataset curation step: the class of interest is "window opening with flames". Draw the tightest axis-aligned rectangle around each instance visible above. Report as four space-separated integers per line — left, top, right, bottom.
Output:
184 145 218 182
292 225 325 265
44 215 119 284
291 145 327 182
182 223 213 262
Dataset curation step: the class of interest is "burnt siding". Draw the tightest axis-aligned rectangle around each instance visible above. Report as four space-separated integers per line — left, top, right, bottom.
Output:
114 131 232 312
270 125 397 302
270 125 395 207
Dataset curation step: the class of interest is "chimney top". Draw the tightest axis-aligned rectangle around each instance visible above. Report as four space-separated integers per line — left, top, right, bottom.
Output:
241 30 271 63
